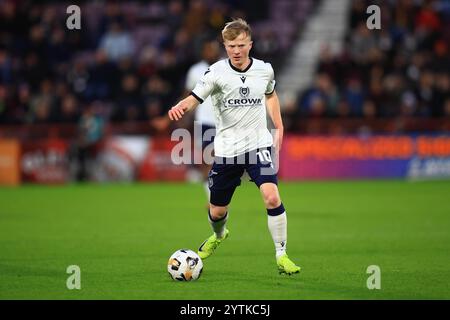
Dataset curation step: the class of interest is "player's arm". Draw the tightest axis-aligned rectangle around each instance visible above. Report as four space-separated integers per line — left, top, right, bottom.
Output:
266 90 284 151
169 65 215 121
168 94 200 121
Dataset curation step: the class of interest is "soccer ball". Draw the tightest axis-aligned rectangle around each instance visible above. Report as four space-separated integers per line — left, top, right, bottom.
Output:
167 249 203 281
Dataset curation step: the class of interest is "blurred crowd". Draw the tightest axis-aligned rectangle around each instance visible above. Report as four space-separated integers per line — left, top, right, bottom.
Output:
287 0 449 126
0 0 448 133
0 0 274 126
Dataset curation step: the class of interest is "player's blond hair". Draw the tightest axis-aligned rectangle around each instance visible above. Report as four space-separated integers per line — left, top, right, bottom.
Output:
221 18 252 41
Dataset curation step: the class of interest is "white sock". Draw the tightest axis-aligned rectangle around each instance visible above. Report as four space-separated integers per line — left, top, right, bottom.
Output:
203 180 210 201
268 212 287 259
208 211 228 239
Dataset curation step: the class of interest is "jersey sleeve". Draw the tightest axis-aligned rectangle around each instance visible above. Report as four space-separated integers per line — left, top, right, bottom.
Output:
265 63 276 95
191 68 215 103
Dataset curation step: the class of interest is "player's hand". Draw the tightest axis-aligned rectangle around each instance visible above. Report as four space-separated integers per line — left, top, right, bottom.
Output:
168 102 187 121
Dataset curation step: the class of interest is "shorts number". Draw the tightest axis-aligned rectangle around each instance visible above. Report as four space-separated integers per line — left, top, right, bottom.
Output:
256 150 272 163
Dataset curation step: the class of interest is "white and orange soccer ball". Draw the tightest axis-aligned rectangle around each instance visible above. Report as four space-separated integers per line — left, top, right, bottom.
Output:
167 249 203 281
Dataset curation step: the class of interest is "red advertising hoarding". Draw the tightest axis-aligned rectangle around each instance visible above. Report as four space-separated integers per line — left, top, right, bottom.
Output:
280 135 450 180
21 139 69 184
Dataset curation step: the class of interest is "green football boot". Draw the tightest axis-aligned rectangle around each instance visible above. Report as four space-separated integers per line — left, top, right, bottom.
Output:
277 254 301 275
197 229 229 259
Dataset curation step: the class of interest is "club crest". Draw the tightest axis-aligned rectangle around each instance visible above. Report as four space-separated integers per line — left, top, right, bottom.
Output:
239 87 250 98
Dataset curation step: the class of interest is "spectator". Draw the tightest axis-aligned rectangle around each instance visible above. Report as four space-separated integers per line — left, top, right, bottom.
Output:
28 79 56 123
84 49 118 101
0 48 13 84
344 77 365 117
298 73 339 117
432 72 450 116
99 22 135 62
0 0 446 137
114 73 142 122
57 94 80 123
70 102 106 181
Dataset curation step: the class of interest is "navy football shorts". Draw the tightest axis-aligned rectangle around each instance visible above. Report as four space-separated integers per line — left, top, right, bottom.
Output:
208 146 278 206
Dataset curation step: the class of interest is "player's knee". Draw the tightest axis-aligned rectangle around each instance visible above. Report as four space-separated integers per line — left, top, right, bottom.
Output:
209 204 227 220
264 193 281 209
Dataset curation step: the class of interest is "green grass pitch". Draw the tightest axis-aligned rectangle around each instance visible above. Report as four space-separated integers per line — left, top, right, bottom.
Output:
1 179 449 299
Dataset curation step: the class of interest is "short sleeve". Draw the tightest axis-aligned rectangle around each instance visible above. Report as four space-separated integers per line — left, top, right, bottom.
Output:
265 63 276 95
191 68 215 103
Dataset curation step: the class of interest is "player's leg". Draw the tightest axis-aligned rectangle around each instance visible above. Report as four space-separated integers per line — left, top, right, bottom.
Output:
208 203 229 239
197 160 243 259
260 182 285 259
246 147 300 274
259 183 300 275
197 204 232 260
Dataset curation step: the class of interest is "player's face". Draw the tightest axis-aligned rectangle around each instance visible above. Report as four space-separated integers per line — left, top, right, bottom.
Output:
224 33 252 69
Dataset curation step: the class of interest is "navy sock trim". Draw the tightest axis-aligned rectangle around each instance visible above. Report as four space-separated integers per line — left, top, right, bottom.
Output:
267 203 285 216
208 210 228 222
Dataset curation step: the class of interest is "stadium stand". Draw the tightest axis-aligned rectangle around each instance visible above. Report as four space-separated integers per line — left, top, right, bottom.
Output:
0 0 448 140
284 0 449 134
